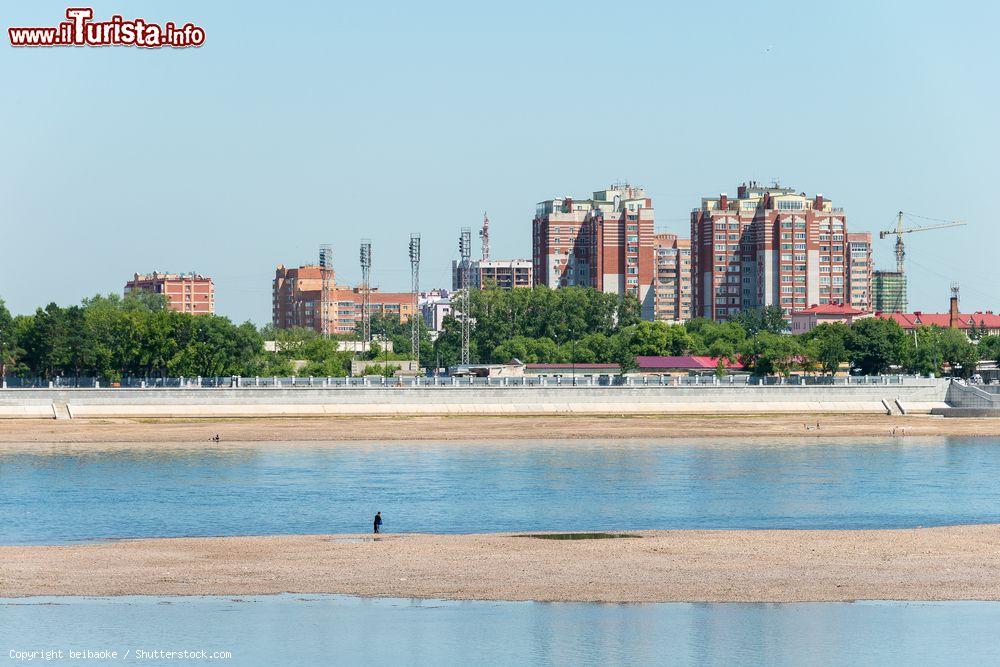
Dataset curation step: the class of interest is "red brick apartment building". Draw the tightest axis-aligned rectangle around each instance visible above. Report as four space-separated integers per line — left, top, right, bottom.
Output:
652 232 693 323
125 272 214 315
691 182 872 321
532 184 656 319
272 264 416 335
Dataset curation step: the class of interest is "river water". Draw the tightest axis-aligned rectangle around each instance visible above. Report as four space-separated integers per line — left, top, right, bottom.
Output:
2 595 999 666
2 437 1000 544
4 436 1000 665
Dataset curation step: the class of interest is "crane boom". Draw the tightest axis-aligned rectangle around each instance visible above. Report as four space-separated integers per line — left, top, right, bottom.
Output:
877 211 966 274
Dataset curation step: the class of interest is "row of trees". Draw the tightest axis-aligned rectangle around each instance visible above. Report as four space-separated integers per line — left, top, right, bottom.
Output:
1 295 264 381
2 288 998 380
432 290 999 378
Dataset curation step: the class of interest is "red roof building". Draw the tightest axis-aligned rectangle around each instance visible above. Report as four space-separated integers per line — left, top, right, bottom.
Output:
876 311 1000 336
634 356 742 374
790 302 872 333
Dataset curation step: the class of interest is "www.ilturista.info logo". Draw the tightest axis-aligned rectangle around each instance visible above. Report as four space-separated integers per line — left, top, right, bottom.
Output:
8 8 205 48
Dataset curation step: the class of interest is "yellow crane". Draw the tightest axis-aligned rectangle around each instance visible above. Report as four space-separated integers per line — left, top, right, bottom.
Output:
878 211 966 274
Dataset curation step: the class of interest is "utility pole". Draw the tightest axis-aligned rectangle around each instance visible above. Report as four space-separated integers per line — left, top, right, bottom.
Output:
459 227 472 365
409 234 421 368
360 239 372 344
319 244 333 338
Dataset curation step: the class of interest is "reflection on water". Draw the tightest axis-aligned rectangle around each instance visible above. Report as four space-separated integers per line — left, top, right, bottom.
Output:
2 595 999 666
3 437 1000 544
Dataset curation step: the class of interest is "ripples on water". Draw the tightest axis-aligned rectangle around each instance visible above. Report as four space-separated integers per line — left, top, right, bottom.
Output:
2 437 1000 544
2 595 999 666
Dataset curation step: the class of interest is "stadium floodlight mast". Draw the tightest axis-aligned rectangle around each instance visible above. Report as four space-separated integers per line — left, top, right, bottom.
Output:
458 227 472 365
319 244 333 338
360 239 372 344
409 234 421 368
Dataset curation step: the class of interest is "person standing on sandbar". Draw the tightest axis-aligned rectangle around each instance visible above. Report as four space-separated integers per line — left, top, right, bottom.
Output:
373 512 382 534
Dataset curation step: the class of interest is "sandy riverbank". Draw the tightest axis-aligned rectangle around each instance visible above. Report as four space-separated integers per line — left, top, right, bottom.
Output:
1 414 998 448
4 526 1000 602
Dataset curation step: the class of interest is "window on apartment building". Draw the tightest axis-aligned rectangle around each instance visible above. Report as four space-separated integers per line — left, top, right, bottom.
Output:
794 233 806 240
781 286 793 294
781 264 792 272
781 254 792 261
834 256 843 263
794 243 806 251
796 264 807 271
781 243 792 251
833 245 843 252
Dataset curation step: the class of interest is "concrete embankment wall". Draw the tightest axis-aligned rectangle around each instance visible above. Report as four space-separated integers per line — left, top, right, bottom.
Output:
0 381 950 419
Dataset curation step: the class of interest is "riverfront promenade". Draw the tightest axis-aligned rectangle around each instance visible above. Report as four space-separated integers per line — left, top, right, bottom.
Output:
0 377 954 419
4 525 1000 602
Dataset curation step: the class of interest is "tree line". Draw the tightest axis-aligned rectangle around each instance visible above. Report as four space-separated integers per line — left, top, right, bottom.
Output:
2 289 998 380
433 289 998 378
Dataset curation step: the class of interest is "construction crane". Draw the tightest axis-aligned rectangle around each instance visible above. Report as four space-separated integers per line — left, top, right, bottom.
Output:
878 211 966 273
479 212 490 261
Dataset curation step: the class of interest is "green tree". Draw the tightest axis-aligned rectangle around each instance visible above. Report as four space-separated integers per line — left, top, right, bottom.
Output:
741 332 802 376
978 335 1000 364
0 299 23 378
847 317 906 375
938 327 979 379
802 322 851 375
728 306 788 336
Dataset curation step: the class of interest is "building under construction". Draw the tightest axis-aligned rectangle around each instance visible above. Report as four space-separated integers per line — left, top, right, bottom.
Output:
873 270 907 313
873 211 965 314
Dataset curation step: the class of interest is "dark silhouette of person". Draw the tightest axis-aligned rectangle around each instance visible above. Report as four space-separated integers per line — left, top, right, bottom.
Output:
373 512 382 534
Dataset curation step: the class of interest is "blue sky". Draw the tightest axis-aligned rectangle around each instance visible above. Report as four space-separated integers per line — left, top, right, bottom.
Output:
2 0 997 324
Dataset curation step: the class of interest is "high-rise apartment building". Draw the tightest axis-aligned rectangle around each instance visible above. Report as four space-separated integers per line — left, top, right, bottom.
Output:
125 272 214 315
532 184 655 318
652 232 693 323
873 270 907 313
847 232 873 312
272 265 416 335
691 182 862 321
452 259 533 290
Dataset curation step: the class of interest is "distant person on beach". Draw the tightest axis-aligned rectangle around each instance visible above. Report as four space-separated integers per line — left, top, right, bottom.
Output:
374 512 382 534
